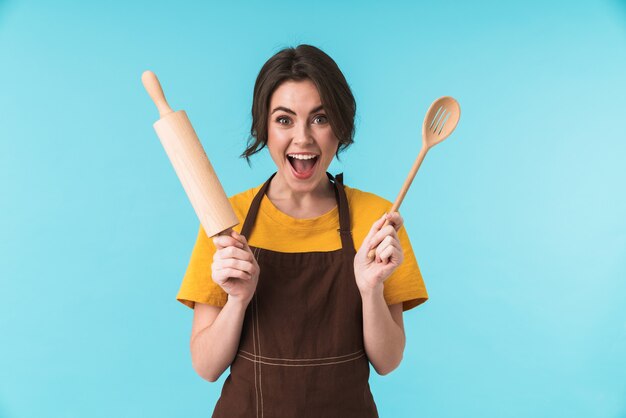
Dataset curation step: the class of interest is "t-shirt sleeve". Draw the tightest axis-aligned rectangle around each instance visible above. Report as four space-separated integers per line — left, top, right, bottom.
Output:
176 224 228 309
383 224 429 311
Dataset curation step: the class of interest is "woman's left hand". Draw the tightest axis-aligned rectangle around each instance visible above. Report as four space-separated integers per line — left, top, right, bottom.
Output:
354 212 404 294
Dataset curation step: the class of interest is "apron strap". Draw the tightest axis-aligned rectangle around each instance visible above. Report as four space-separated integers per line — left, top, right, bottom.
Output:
240 172 276 239
240 172 354 252
327 172 354 252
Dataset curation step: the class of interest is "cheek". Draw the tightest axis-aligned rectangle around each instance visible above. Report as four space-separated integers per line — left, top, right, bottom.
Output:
267 128 288 161
312 125 335 146
321 132 340 156
268 124 289 143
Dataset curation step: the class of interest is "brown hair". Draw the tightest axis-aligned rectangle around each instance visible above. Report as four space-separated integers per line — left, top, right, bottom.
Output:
241 44 356 163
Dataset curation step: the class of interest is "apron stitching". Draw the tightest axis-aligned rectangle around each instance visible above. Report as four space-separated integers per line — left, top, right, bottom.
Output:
254 247 264 418
236 352 366 367
238 349 364 361
251 289 259 418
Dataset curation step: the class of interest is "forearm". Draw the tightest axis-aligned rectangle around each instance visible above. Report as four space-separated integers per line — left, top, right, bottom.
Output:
191 297 249 382
360 285 405 375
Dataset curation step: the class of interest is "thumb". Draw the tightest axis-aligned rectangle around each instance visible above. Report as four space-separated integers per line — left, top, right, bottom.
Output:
232 230 252 252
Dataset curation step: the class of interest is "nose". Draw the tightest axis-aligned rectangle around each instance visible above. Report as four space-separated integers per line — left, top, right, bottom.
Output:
293 121 314 146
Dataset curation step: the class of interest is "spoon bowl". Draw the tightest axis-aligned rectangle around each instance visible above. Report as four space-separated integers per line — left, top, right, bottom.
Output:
423 96 461 149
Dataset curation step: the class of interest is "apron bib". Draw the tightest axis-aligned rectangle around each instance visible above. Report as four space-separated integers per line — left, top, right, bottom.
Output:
213 173 378 418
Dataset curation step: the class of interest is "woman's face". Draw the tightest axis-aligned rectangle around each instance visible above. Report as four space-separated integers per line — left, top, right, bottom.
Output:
267 79 339 194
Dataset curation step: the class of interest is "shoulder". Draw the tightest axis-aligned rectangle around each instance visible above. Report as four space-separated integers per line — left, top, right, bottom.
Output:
344 185 393 213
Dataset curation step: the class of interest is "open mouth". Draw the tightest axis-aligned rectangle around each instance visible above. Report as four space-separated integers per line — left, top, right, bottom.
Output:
286 154 319 179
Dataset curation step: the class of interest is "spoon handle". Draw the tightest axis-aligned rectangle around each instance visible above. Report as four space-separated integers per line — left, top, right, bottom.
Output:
367 146 428 260
389 146 428 214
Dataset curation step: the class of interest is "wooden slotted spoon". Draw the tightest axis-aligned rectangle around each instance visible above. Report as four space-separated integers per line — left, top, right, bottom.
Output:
367 96 461 260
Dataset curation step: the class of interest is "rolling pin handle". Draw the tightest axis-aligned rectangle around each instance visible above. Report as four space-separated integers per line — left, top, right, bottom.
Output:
142 70 174 118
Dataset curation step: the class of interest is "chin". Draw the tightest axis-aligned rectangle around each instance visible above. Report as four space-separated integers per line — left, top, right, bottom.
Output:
279 165 327 192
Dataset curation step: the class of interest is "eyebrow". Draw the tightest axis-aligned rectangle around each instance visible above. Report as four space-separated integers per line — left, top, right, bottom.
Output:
271 105 324 115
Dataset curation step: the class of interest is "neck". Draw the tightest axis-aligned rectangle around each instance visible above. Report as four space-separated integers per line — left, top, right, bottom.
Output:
267 172 335 208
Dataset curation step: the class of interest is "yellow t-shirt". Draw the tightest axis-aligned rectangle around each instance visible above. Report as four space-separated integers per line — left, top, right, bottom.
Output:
177 182 428 311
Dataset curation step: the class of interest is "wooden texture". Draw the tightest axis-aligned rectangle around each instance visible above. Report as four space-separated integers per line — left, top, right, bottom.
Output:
143 71 239 238
367 96 461 260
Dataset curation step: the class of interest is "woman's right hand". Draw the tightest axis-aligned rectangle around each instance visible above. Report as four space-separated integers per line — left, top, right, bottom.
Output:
211 230 259 306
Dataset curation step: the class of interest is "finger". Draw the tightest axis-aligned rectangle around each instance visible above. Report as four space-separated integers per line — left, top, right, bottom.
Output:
213 234 244 250
215 258 253 273
376 234 404 262
378 245 393 264
370 224 399 250
211 268 231 285
214 245 254 261
363 214 388 248
223 267 252 281
375 235 394 263
378 245 402 265
361 215 386 261
231 230 255 254
212 270 234 286
378 242 401 264
385 211 404 231
213 267 252 282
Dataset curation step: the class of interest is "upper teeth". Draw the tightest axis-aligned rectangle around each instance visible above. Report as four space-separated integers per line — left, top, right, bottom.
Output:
288 154 317 160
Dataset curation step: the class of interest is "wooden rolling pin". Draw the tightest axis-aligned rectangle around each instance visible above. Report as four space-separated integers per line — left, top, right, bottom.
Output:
142 70 239 238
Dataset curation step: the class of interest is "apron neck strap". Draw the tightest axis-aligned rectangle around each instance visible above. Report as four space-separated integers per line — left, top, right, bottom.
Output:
328 172 354 251
240 172 354 251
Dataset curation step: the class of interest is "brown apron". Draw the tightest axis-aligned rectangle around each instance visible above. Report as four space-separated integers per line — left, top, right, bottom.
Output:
212 172 378 418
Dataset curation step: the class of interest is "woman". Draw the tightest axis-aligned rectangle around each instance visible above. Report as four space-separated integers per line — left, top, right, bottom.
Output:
177 44 428 417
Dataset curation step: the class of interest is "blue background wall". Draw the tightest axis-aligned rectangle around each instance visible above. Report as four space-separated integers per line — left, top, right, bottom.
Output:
1 1 625 417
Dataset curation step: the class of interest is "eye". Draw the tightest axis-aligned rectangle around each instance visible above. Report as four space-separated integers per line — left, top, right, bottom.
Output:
312 114 328 124
276 116 292 125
